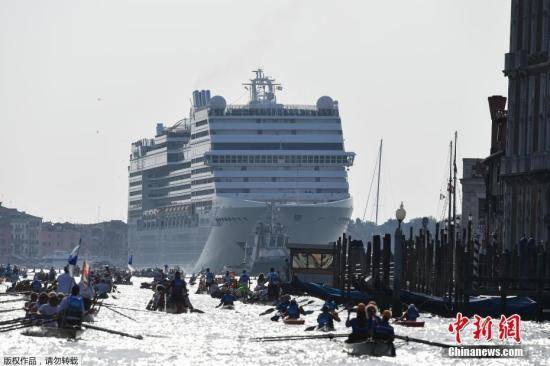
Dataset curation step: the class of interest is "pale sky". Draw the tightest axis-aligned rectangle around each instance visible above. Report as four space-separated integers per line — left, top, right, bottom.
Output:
0 0 511 224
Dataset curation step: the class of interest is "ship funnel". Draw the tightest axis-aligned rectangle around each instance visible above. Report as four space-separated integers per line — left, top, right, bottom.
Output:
192 89 212 109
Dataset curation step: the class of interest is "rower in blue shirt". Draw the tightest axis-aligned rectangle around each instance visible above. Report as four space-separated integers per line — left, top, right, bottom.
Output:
286 299 303 319
59 285 85 327
400 304 420 321
317 305 338 329
239 270 250 288
217 293 236 308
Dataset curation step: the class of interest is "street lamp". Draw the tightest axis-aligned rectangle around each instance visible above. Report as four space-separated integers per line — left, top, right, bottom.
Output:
396 202 406 230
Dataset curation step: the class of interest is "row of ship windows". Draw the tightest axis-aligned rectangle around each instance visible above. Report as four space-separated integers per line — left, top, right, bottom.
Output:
217 188 347 193
209 155 350 165
211 143 343 150
131 177 344 192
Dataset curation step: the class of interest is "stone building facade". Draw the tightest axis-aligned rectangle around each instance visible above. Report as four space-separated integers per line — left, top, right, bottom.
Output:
501 0 550 250
461 158 487 242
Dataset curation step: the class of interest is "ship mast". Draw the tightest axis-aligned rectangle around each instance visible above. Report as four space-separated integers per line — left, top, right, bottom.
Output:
375 139 383 226
243 69 282 105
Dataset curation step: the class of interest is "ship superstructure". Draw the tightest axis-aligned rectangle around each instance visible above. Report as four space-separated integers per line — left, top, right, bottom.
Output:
128 69 355 271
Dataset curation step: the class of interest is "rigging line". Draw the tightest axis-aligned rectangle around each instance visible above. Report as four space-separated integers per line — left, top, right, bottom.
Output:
362 145 381 222
436 143 452 219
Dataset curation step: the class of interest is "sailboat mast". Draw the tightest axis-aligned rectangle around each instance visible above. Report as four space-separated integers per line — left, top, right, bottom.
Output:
452 131 458 243
375 139 383 226
447 140 453 234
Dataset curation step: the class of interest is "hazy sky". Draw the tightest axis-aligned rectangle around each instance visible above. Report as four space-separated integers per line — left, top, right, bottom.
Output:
0 0 511 224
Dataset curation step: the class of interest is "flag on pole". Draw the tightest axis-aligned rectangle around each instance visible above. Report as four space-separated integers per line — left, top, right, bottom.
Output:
67 239 81 276
81 260 90 288
128 255 134 273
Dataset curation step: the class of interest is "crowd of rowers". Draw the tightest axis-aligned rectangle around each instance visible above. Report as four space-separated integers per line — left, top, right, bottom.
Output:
16 265 129 329
143 266 288 313
142 266 421 342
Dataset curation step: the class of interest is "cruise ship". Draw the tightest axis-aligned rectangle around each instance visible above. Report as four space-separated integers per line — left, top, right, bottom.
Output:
128 69 355 272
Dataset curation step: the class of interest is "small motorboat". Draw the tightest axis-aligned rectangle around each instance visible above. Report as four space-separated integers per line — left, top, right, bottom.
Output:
394 320 425 327
283 317 305 325
344 338 395 357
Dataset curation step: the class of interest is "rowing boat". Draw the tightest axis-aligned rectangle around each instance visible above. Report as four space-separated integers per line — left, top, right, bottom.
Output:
344 338 395 357
22 326 84 339
395 320 424 327
283 317 305 325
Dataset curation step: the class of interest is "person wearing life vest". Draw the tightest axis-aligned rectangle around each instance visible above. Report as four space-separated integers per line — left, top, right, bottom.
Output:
286 299 303 319
266 268 281 301
317 305 338 329
58 285 85 327
168 271 188 313
401 303 420 321
31 275 42 292
218 293 236 307
276 294 291 314
324 298 338 312
38 293 60 328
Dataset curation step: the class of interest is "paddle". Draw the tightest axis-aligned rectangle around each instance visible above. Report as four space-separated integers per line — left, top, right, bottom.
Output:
394 335 451 348
0 298 25 304
102 304 137 322
270 314 281 322
0 316 27 326
0 308 23 314
190 308 204 314
259 308 276 316
304 325 317 331
82 324 143 340
253 332 453 348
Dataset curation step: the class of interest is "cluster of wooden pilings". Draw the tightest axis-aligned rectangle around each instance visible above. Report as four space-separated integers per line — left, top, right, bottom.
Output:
331 223 550 320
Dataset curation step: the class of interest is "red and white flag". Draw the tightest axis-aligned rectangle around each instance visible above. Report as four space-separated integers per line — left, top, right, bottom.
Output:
81 260 90 288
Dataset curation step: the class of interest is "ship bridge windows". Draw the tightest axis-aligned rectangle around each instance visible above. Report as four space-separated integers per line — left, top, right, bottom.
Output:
208 154 352 166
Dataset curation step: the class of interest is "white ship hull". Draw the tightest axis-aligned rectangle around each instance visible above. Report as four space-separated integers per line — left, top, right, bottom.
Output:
193 196 352 272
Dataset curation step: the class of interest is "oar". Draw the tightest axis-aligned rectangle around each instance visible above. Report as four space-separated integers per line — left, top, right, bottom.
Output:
0 308 23 313
259 308 276 316
253 333 347 342
82 324 143 340
0 316 27 326
270 314 281 322
102 304 137 322
0 298 25 304
304 325 317 331
394 335 451 348
190 308 204 314
103 304 163 314
0 322 35 333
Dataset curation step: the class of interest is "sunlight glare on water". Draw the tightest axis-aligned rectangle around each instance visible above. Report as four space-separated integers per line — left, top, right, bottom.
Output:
1 277 549 366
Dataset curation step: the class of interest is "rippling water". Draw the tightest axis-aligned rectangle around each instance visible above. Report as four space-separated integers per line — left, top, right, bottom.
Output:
1 277 549 366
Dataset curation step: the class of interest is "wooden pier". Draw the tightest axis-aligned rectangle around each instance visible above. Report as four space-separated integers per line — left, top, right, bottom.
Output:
331 225 550 320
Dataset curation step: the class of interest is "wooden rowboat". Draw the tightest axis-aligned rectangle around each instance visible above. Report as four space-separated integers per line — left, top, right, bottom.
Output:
22 326 84 339
344 338 395 357
283 317 305 325
395 320 425 327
